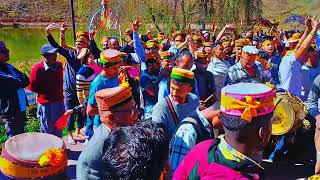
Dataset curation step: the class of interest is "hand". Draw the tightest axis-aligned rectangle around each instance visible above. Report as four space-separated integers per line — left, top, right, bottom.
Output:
305 16 312 30
211 21 217 32
224 23 236 31
45 23 59 35
311 16 319 30
60 21 68 33
64 109 74 116
89 26 98 40
128 40 134 47
132 19 141 32
101 0 108 6
147 28 153 34
170 26 174 35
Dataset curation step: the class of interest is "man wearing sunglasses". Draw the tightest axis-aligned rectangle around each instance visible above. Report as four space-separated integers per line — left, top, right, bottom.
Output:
0 41 29 137
224 45 271 85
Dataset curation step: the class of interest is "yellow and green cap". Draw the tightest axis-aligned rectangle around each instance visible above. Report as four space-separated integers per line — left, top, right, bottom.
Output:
99 49 125 68
170 68 194 84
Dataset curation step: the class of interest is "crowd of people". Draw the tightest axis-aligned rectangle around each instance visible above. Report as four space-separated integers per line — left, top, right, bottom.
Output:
1 10 320 179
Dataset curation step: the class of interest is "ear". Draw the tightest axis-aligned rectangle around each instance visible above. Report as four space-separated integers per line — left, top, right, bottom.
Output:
258 127 266 140
187 84 193 93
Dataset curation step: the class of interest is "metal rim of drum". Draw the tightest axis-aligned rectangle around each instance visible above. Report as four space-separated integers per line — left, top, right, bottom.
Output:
272 93 295 135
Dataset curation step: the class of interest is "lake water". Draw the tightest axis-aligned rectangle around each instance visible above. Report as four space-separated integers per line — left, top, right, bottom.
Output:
0 27 74 63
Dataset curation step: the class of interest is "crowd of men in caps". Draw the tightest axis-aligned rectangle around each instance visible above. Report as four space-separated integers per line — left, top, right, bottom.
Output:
2 13 320 180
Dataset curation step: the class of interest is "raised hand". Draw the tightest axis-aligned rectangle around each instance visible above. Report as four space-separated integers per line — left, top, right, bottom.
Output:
45 23 59 35
89 26 98 40
310 16 319 30
60 21 68 33
132 19 141 32
225 23 237 31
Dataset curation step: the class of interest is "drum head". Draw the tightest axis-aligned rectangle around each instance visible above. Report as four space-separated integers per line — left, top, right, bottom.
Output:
272 98 295 135
4 133 64 162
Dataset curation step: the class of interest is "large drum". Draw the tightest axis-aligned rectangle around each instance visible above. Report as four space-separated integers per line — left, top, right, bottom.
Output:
272 91 307 135
0 133 68 180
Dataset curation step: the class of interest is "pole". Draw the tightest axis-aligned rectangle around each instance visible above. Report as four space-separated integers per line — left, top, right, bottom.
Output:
70 0 77 42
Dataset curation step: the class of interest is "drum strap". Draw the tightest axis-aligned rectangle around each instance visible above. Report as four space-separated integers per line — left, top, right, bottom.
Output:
0 156 67 179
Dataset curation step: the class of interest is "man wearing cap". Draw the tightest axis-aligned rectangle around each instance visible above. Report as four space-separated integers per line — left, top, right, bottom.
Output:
173 83 275 179
260 38 282 86
59 21 89 51
193 51 216 105
224 45 271 85
0 41 29 137
279 17 319 98
207 43 231 100
169 104 219 177
77 86 139 180
46 23 87 140
86 49 122 138
152 68 199 139
140 52 161 120
27 44 64 137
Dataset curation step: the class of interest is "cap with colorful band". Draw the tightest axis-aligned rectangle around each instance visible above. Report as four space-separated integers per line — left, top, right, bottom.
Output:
76 36 89 45
170 68 194 84
145 52 160 60
222 41 231 46
220 83 275 122
99 49 123 67
192 36 202 43
203 42 212 47
235 39 250 47
194 51 209 60
159 51 174 60
95 86 133 111
76 31 89 38
146 40 159 49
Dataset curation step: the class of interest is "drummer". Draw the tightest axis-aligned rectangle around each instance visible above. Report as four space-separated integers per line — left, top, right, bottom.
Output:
77 85 139 180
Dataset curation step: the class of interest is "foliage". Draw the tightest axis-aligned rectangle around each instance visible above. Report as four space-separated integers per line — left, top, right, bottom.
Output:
25 107 40 133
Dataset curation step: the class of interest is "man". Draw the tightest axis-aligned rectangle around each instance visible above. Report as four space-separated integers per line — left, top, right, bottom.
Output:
169 104 220 177
173 83 275 179
86 49 123 138
260 39 282 86
27 44 64 137
46 23 87 141
140 52 161 120
103 121 169 180
152 68 199 139
307 74 320 174
279 17 319 98
160 50 200 100
193 51 216 104
207 43 231 99
0 41 29 137
77 86 139 180
301 45 320 101
224 46 271 85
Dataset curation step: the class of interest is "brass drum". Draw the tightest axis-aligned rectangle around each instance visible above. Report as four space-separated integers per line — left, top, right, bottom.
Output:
272 91 307 135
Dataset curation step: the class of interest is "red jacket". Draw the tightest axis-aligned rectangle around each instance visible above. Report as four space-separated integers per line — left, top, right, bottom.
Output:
27 61 64 104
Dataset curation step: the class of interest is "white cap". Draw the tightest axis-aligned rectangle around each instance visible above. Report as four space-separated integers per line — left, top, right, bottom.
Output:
242 46 259 55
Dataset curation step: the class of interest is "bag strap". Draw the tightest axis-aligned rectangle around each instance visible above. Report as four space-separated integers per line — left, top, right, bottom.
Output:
165 97 179 126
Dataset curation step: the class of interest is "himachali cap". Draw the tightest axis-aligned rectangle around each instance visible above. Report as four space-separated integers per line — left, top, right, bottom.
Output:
76 31 89 39
145 52 159 60
235 39 250 47
159 51 174 60
220 83 275 122
203 42 212 48
76 36 89 45
99 49 125 67
288 32 302 43
170 68 194 84
146 40 159 49
242 46 259 55
194 51 209 60
192 35 202 43
95 86 133 111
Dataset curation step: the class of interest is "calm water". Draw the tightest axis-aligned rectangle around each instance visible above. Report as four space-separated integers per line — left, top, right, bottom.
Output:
0 27 74 62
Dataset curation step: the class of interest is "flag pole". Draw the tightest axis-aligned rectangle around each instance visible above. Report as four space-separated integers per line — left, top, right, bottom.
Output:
70 0 77 42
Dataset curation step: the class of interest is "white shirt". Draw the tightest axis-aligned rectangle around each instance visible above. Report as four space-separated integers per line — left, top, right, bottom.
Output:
279 53 302 97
